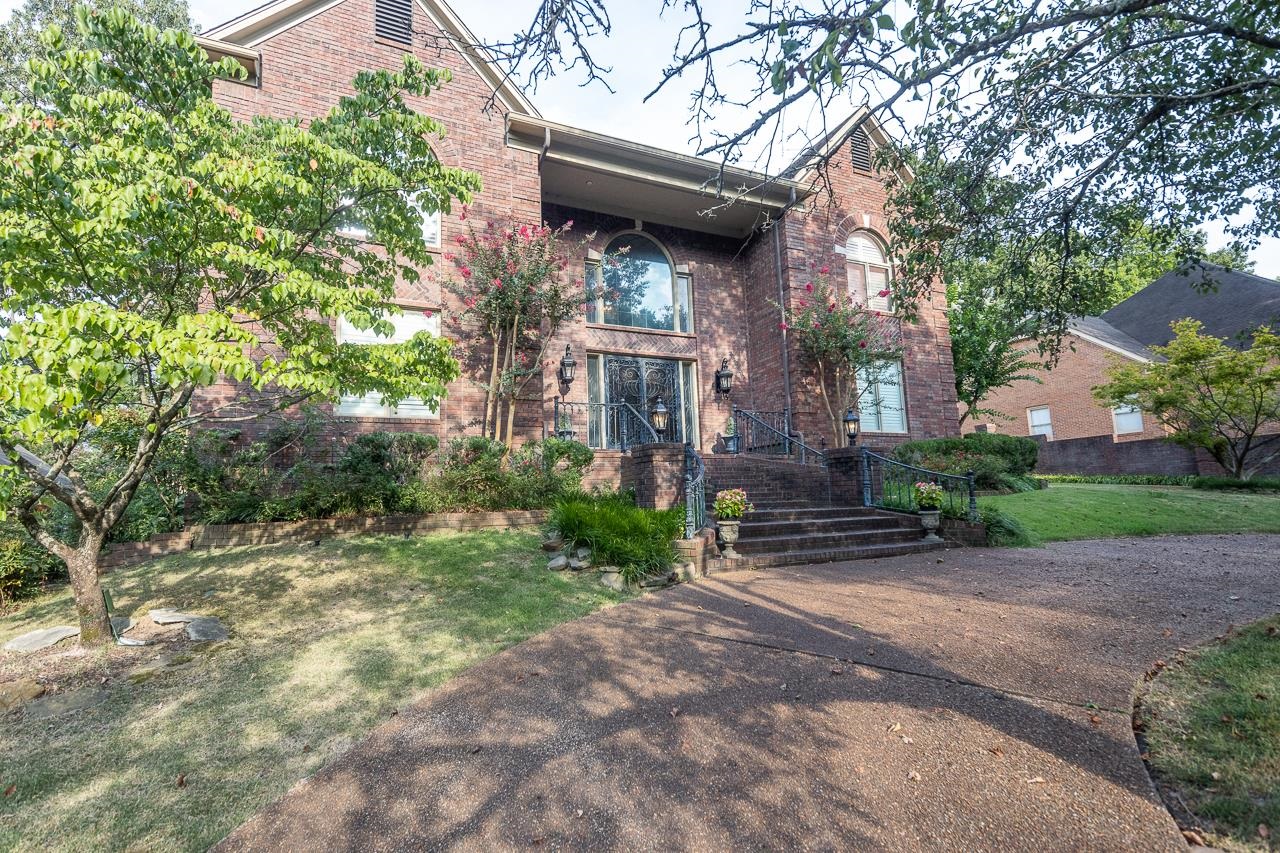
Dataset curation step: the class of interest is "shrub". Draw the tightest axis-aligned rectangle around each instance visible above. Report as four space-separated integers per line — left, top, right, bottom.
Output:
0 525 62 606
549 492 683 582
979 506 1038 547
1191 475 1280 492
1038 473 1193 486
893 433 1039 491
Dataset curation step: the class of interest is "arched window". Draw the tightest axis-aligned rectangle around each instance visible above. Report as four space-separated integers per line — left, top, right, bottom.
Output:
586 233 692 332
841 232 892 313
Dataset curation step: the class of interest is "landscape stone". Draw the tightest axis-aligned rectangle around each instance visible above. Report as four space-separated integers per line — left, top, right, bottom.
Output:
3 625 79 653
24 688 108 719
568 558 588 571
149 608 202 625
599 569 625 592
574 546 591 561
0 679 45 713
185 617 229 642
541 538 565 552
127 653 195 683
547 555 569 571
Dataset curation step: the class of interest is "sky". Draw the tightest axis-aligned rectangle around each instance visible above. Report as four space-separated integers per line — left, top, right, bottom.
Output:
2 0 1277 276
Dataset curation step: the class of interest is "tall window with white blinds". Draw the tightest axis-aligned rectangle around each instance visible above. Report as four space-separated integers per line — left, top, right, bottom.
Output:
841 232 893 313
336 309 440 418
855 360 907 433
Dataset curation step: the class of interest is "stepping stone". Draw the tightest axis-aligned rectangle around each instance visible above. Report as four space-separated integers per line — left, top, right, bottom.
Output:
185 617 228 643
24 688 108 719
127 653 195 683
0 679 45 713
3 625 78 653
149 608 202 625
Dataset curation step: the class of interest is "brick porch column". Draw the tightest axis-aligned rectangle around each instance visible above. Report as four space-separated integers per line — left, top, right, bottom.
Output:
825 446 865 507
621 442 687 510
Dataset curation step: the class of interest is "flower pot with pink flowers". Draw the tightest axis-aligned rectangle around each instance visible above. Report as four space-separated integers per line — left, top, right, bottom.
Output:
712 488 755 558
913 481 945 544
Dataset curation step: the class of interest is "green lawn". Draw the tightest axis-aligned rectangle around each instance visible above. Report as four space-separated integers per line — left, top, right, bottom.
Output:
980 483 1280 542
0 531 625 851
1138 616 1280 851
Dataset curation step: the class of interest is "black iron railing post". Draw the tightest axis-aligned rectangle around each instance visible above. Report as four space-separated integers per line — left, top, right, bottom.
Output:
684 445 696 539
861 448 873 507
967 469 979 522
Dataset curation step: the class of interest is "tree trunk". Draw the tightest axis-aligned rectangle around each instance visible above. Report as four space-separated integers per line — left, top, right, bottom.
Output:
66 538 111 646
483 324 503 439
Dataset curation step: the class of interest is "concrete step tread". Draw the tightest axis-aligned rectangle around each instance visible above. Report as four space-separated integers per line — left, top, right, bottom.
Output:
734 528 924 549
710 540 944 570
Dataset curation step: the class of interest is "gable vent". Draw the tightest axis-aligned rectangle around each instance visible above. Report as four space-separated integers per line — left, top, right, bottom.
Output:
850 126 873 172
375 0 413 45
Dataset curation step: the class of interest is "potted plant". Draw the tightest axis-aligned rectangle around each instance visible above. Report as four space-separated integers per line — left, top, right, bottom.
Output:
722 416 740 453
913 481 945 544
713 487 754 558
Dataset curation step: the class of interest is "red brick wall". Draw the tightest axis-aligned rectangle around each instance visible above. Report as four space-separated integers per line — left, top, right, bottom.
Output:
970 333 1167 441
782 141 960 447
204 0 541 447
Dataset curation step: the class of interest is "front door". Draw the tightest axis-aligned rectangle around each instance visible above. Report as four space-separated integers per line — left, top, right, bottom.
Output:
604 355 684 445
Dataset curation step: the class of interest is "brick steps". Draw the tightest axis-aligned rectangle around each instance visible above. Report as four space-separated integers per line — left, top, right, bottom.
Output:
710 539 942 572
738 515 903 537
734 527 924 555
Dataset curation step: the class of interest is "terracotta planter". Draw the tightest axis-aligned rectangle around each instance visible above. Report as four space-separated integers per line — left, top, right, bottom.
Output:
717 518 742 558
919 509 943 544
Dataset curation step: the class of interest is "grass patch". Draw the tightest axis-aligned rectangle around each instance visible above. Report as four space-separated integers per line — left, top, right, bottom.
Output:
0 531 626 851
1138 616 1280 851
979 483 1280 542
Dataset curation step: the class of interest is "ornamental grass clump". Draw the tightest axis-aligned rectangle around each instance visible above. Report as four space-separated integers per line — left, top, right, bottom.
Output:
913 481 945 510
712 488 755 519
548 492 682 583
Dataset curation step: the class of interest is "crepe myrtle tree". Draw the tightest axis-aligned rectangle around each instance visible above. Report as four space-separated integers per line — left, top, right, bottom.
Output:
779 266 902 446
0 8 478 645
1095 320 1280 480
442 220 589 447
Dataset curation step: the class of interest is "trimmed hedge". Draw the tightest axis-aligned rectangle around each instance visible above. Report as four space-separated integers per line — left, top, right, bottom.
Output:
1191 475 1280 492
1039 473 1194 486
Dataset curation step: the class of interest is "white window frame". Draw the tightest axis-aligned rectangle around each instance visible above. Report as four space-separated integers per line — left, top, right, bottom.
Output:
584 233 692 333
855 360 907 433
1027 406 1053 439
335 308 441 419
1112 403 1144 436
838 232 893 313
335 195 441 249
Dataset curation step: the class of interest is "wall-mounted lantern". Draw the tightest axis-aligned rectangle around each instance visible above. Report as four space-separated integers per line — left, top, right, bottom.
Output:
844 408 861 445
557 344 577 385
650 396 670 437
714 358 734 395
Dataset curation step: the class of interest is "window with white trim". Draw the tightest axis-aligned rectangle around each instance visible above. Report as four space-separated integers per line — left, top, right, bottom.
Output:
1112 404 1144 435
336 309 441 418
337 195 441 248
1027 406 1053 439
840 232 893 312
855 360 907 433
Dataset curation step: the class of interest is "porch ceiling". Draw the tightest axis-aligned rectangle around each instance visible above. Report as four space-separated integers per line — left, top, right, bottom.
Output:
508 116 810 239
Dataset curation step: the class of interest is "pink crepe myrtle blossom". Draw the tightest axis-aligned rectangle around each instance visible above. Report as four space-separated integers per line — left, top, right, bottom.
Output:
819 265 830 275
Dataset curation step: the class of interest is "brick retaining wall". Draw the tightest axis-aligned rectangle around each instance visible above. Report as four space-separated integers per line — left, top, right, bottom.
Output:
99 510 548 573
1032 434 1280 477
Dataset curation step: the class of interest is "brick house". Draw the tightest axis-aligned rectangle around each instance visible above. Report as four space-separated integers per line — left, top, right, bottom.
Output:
969 260 1280 444
196 0 961 492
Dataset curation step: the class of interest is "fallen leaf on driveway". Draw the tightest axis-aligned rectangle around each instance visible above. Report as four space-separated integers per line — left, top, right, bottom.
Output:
1089 714 1102 726
887 722 903 733
907 771 921 782
1026 777 1047 784
669 707 681 718
988 746 1004 757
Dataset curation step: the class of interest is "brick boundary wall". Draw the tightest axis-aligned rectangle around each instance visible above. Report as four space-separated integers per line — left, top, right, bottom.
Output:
1032 434 1280 477
99 510 548 573
621 443 687 510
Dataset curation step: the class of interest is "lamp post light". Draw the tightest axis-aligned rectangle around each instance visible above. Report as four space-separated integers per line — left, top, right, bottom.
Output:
843 407 861 447
713 357 734 395
557 344 577 386
650 395 670 438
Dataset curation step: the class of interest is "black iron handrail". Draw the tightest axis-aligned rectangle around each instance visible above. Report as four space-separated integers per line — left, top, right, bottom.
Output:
683 443 706 539
732 406 826 465
550 398 660 450
860 448 978 521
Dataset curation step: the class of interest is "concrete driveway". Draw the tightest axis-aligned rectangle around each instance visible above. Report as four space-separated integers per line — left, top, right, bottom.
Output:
219 534 1280 852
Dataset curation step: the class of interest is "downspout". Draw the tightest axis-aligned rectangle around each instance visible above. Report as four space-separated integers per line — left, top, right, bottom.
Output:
772 190 795 426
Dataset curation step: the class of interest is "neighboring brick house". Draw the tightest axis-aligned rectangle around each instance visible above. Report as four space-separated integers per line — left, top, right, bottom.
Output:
968 260 1280 443
196 0 961 487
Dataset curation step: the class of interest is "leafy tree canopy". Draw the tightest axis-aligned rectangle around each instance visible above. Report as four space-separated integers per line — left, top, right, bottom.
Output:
0 7 477 643
0 0 190 97
1095 319 1280 480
